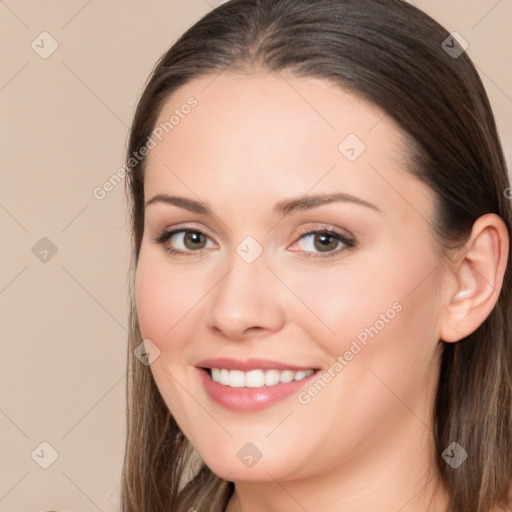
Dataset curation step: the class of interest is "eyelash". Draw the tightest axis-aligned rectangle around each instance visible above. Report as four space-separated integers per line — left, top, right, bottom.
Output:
152 224 355 259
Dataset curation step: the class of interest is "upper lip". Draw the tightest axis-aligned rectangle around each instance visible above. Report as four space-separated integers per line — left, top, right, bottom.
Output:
196 357 319 372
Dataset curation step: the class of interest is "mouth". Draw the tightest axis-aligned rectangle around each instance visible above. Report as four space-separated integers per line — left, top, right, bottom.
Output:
195 358 321 412
201 367 317 388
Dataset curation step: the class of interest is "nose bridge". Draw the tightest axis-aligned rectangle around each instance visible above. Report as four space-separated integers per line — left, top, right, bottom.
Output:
205 245 285 339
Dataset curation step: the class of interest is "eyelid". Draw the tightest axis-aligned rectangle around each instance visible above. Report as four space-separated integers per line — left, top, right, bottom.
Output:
293 222 353 239
153 221 215 240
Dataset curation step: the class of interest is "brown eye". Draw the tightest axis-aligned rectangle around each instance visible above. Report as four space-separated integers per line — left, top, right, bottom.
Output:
291 228 355 258
153 229 215 254
312 232 339 252
182 231 208 250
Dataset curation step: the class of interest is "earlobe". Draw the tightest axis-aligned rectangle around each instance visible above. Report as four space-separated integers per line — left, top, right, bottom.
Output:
439 213 509 343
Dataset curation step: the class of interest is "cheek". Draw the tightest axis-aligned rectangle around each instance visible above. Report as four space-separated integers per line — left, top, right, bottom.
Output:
286 266 441 450
135 260 167 342
292 242 441 371
134 254 198 413
134 249 213 361
284 260 402 353
135 252 187 348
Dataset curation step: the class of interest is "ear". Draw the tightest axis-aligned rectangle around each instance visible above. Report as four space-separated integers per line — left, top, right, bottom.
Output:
439 213 510 343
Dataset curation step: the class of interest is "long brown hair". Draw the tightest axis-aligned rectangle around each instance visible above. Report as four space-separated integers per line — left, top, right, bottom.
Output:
121 1 512 510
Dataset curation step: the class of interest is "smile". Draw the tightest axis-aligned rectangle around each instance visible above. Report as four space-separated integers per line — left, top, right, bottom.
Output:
209 368 315 388
197 366 320 412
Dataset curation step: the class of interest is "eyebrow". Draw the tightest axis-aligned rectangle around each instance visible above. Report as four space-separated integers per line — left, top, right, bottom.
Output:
144 192 382 216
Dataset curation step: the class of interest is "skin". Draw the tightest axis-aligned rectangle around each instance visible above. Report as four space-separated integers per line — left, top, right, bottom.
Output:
135 71 509 511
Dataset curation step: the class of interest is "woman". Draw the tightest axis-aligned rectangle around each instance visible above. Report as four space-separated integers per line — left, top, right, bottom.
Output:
121 0 512 510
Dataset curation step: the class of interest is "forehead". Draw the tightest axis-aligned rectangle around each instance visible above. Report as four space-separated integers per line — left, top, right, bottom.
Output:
144 71 433 222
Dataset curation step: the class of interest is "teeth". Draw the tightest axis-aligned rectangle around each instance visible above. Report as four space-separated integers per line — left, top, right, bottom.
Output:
210 368 315 388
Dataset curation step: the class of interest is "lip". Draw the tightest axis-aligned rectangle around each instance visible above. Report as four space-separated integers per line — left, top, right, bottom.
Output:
196 361 320 412
195 357 318 372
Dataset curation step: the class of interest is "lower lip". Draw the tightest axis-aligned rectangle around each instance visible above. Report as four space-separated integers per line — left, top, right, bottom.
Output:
197 368 319 412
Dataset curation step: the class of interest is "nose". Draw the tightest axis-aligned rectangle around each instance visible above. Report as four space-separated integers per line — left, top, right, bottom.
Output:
204 254 286 341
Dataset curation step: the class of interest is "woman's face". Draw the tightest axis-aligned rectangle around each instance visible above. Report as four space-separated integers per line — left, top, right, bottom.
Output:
136 72 448 483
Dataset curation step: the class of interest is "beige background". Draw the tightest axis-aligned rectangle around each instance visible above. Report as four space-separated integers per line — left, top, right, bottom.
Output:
0 1 510 510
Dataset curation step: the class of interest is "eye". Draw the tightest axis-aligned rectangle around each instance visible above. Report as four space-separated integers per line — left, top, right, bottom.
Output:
289 226 355 258
152 224 355 259
152 228 215 255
